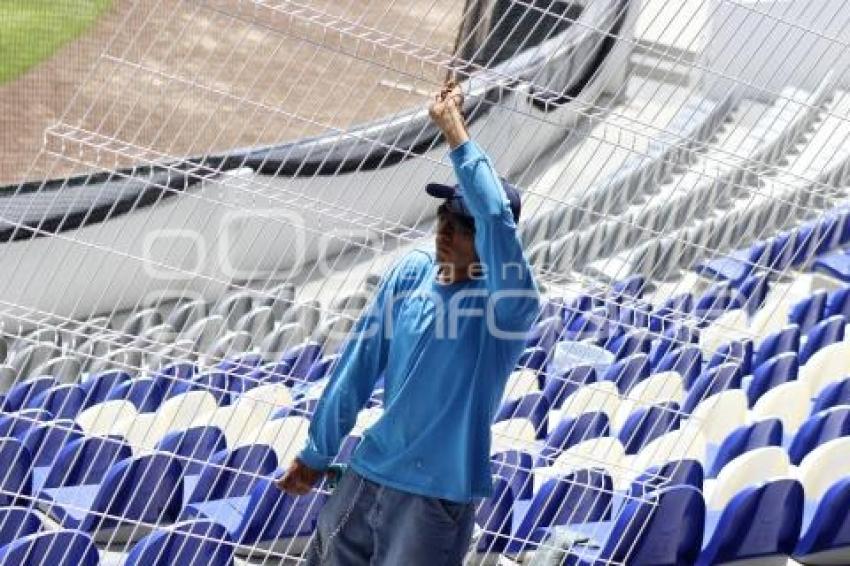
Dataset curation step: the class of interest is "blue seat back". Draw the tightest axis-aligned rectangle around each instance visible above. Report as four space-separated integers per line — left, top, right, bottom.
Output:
305 354 341 383
476 476 514 554
495 393 549 438
599 485 704 565
79 370 132 408
619 402 681 455
747 352 798 407
1 377 58 412
629 459 704 498
789 407 850 465
539 412 610 466
0 437 32 506
709 419 783 477
754 325 800 369
0 530 98 566
156 425 228 474
43 436 132 488
525 316 564 352
684 363 742 414
794 476 850 558
187 444 278 504
282 342 323 382
26 384 85 420
699 479 803 565
126 520 234 566
491 449 534 500
825 286 850 319
106 377 165 412
811 376 850 415
0 409 52 440
789 290 827 333
0 507 42 547
542 365 596 408
22 419 84 467
800 315 845 365
708 339 753 376
655 345 702 389
602 353 650 393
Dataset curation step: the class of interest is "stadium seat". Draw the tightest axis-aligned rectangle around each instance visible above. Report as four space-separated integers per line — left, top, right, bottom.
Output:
789 406 850 465
557 486 704 566
628 459 704 498
0 530 99 566
491 418 538 454
688 389 749 445
120 391 220 449
707 339 753 377
507 468 613 555
156 425 228 474
492 449 534 500
608 329 652 361
810 376 850 415
22 419 85 488
475 476 514 555
39 444 183 542
824 285 850 319
630 427 708 481
0 507 43 547
125 519 235 566
537 412 610 467
550 381 622 424
708 418 782 477
75 399 137 436
799 340 850 396
496 393 549 439
504 367 542 403
78 370 132 409
813 249 850 283
525 316 563 352
746 351 798 407
753 324 800 370
195 384 293 446
705 446 790 510
533 438 626 492
618 402 682 455
800 315 845 365
601 353 650 393
0 376 58 412
541 365 596 408
654 344 702 389
790 290 828 334
795 437 850 564
0 438 32 506
25 383 86 420
106 377 166 412
683 363 743 414
750 380 810 436
698 479 803 565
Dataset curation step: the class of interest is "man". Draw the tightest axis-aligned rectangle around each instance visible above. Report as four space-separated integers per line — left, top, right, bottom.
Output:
277 83 540 565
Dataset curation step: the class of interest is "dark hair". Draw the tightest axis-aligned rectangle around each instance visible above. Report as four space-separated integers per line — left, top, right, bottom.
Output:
437 202 475 235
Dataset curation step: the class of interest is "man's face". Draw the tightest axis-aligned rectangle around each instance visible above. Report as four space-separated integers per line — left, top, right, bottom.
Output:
436 205 477 275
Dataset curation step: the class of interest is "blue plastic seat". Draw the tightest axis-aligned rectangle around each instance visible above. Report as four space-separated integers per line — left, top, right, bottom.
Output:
0 409 53 440
616 300 652 330
216 354 264 388
542 365 596 409
78 370 132 409
602 353 650 393
789 290 828 333
507 469 613 555
305 354 341 383
561 485 705 566
0 438 32 506
791 222 823 268
618 402 681 455
709 419 783 477
491 449 534 500
126 519 235 565
0 530 98 566
0 507 43 547
279 342 323 385
789 407 850 465
105 377 166 412
655 345 703 389
607 329 652 361
812 249 850 283
754 325 800 369
794 476 850 563
25 384 85 420
563 307 610 342
683 363 742 414
737 272 770 315
651 294 694 331
495 393 549 439
695 243 766 284
181 446 325 548
747 352 798 407
537 412 610 467
800 315 845 365
516 346 549 384
629 459 704 498
693 283 744 322
824 286 850 319
0 377 58 412
648 324 699 368
273 397 319 419
611 275 647 299
39 438 183 540
811 376 850 415
155 425 228 474
765 231 796 272
708 339 753 377
476 476 515 554
21 419 85 489
154 361 199 397
697 479 803 565
167 370 233 405
525 316 564 352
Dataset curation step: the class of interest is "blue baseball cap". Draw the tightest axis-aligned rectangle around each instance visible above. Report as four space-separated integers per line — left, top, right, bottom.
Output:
425 180 522 223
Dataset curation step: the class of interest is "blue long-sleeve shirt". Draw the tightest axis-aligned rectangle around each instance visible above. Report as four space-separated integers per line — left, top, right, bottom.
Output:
298 141 540 502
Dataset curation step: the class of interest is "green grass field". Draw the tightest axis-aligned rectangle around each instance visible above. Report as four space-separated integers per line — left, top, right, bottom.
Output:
0 0 112 84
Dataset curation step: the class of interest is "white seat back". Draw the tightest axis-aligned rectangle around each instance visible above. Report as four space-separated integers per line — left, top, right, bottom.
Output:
503 369 541 402
799 341 850 397
796 436 850 501
76 400 138 437
689 389 748 444
750 380 810 435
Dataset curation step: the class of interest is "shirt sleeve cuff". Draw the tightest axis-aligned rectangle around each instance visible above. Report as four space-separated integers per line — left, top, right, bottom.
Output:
449 140 481 167
298 446 334 471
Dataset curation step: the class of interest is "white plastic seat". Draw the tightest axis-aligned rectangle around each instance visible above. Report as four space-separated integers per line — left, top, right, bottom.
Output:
629 427 707 484
193 384 293 446
121 391 220 449
532 437 627 492
686 389 748 444
251 416 311 467
796 436 850 502
750 380 810 436
491 418 538 454
799 341 850 397
503 368 541 403
699 309 750 356
750 276 814 339
614 371 684 430
705 446 790 510
550 381 622 424
76 400 138 437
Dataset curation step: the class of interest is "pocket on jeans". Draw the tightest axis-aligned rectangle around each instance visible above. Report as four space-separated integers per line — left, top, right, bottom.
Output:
429 497 469 526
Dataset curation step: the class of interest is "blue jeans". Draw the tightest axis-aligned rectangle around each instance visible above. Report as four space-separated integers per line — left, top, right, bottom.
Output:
305 470 476 565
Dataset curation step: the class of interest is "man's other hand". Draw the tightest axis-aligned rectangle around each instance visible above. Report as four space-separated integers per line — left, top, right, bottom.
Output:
276 458 325 495
428 82 470 149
